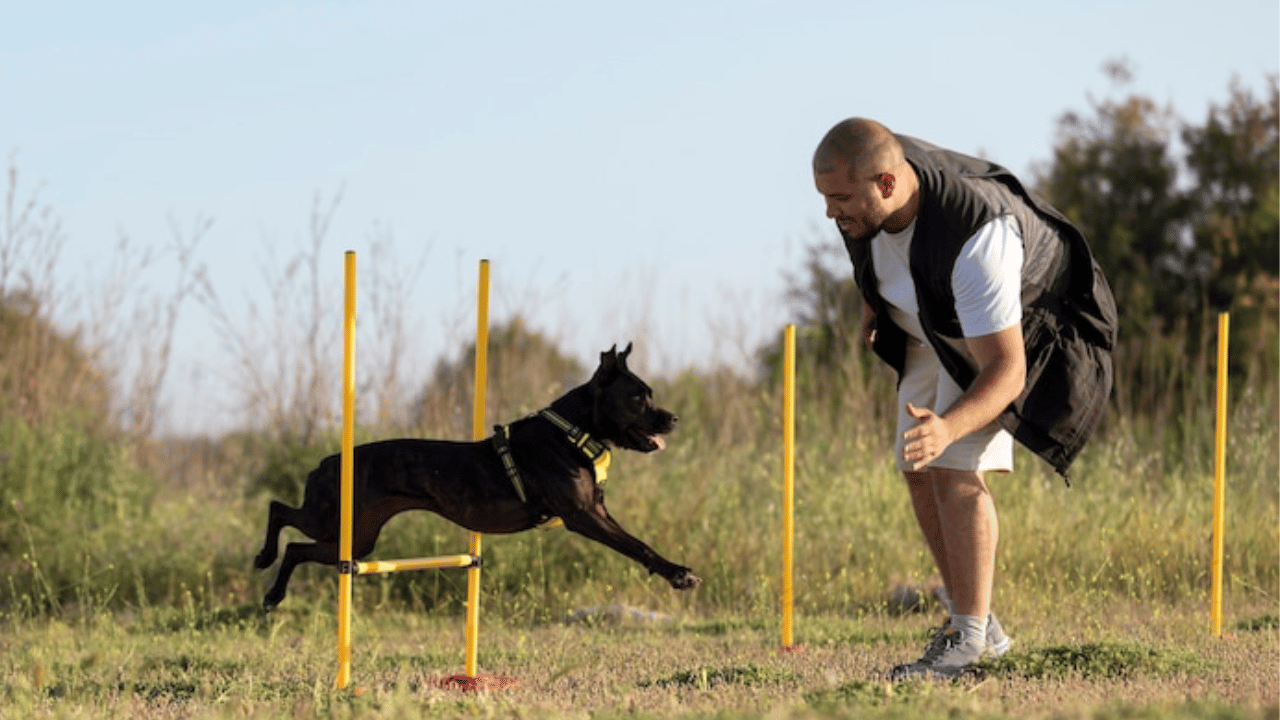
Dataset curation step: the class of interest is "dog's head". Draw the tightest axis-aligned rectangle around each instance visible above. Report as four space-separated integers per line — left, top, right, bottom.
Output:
589 343 677 453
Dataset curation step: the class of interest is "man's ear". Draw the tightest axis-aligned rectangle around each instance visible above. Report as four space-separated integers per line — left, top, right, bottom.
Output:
878 172 896 198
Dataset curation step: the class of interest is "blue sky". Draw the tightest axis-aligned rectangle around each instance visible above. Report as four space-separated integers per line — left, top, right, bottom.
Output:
3 1 1277 434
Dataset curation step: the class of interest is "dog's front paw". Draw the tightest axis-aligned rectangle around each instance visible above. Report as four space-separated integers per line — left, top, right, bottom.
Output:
668 568 702 590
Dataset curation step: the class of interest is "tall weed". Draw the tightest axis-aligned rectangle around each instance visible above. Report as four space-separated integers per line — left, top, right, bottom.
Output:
0 168 1274 624
0 416 151 614
0 417 263 618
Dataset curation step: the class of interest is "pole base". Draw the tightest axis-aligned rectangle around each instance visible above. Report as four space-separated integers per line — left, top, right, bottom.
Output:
435 673 520 692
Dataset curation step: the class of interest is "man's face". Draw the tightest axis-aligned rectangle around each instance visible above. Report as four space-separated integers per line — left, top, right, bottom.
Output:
815 164 890 243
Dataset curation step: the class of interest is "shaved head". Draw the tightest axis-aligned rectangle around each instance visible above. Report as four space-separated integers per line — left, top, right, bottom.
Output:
813 117 920 239
813 118 905 179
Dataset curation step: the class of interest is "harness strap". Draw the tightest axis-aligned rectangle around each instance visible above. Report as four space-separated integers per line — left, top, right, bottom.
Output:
490 409 613 529
537 409 609 464
492 424 558 528
490 423 527 503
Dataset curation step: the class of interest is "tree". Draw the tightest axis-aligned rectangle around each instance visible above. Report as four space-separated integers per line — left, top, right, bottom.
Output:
763 234 897 434
777 239 864 377
1033 66 1278 432
412 317 586 437
1181 75 1279 316
1033 64 1191 341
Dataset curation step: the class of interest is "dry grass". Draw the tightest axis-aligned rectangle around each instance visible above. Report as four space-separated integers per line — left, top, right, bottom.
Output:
0 598 1274 719
2 156 1277 720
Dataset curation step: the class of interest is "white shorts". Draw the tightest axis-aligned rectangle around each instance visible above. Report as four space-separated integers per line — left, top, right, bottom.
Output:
894 340 1013 473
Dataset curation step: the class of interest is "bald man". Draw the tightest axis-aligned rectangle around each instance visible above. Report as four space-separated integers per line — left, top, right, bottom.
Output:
814 118 1116 679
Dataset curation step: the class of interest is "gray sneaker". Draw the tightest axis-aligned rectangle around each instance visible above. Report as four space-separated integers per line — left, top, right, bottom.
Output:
890 623 989 680
890 622 952 680
932 586 1013 657
986 613 1012 657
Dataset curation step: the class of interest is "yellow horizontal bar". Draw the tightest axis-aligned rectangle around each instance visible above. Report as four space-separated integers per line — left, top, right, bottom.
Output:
355 554 477 575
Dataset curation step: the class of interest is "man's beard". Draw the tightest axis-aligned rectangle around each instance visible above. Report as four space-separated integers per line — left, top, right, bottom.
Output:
837 219 879 244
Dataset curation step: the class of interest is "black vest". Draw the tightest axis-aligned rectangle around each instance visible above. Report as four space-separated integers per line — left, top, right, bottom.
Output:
842 135 1117 481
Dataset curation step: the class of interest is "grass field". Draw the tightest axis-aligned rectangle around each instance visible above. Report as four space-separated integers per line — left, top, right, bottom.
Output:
1 242 1276 719
1 595 1275 719
1 366 1277 719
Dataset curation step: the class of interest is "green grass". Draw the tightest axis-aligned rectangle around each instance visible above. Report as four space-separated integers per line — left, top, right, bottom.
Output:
0 406 1274 719
0 301 1275 719
976 642 1212 680
0 598 1275 719
2 129 1277 718
0 373 1275 624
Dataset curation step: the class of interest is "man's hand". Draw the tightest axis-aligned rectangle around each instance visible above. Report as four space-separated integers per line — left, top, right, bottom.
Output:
860 303 877 347
902 402 956 471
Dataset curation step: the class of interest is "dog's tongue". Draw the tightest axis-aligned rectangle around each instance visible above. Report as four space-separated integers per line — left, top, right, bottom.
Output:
648 434 667 451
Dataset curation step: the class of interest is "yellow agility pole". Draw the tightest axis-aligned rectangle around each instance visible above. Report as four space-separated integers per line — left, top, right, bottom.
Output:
781 324 796 651
1211 312 1229 636
465 259 491 678
336 251 357 689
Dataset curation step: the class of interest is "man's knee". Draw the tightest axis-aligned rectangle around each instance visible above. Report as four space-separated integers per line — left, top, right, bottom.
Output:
930 469 994 510
903 470 931 489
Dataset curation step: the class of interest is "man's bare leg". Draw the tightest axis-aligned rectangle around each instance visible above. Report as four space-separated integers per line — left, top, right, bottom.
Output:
929 468 998 620
894 467 1002 678
904 470 953 594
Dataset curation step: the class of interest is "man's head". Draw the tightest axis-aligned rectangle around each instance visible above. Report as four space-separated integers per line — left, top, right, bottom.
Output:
813 118 917 243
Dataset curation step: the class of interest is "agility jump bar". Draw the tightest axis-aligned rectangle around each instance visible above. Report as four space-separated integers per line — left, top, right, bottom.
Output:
354 554 479 575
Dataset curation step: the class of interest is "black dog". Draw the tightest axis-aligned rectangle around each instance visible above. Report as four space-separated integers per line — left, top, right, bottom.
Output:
254 343 701 610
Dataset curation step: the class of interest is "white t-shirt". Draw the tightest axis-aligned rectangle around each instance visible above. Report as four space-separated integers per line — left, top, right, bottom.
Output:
871 214 1024 344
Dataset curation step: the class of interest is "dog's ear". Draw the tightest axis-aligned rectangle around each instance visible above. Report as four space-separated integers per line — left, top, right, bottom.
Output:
618 342 633 369
591 345 619 391
600 344 619 368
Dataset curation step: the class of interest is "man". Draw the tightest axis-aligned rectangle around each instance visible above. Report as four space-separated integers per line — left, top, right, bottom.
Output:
813 118 1116 679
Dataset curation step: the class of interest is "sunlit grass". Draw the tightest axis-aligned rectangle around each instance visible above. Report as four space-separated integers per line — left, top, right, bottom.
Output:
0 598 1274 719
0 180 1275 718
1 368 1275 628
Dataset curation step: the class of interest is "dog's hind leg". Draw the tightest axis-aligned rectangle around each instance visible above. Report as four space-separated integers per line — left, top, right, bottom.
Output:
254 485 342 571
263 540 338 612
260 505 402 611
253 500 293 570
253 499 334 569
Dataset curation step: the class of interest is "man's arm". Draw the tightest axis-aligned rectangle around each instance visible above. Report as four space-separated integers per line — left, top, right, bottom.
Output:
902 325 1025 471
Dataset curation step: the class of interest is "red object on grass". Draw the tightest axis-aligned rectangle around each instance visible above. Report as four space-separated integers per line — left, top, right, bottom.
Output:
436 673 521 692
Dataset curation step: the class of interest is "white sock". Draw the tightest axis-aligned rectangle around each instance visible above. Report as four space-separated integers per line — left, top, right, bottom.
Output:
952 614 988 645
